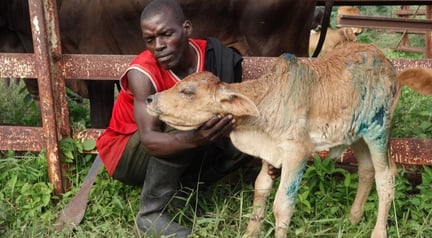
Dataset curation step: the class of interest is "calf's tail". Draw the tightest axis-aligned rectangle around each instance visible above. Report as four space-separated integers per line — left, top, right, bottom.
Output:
398 68 432 95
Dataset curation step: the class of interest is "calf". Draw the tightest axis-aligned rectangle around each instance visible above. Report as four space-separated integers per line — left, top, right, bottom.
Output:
146 43 432 238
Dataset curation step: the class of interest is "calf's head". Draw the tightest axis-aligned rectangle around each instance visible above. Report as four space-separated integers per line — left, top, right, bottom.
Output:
146 71 259 130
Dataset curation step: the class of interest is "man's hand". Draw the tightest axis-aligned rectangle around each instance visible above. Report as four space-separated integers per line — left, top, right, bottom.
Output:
182 115 235 146
268 164 281 180
190 114 235 146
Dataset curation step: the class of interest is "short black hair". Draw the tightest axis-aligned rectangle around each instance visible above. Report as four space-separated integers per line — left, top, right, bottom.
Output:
141 0 185 24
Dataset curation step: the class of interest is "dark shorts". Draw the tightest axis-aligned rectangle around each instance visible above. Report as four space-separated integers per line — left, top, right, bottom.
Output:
112 131 150 186
112 129 252 187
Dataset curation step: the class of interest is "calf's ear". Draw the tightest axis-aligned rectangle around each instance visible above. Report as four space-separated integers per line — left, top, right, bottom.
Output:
217 88 259 117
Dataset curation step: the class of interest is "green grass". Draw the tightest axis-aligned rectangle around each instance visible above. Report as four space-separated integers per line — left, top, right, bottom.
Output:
0 79 91 129
392 87 432 138
1 151 432 237
0 80 40 126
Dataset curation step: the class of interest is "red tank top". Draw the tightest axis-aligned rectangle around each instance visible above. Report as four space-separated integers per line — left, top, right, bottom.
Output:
96 39 207 175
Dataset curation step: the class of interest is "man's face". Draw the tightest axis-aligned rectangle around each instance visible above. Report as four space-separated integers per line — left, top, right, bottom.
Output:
141 11 189 69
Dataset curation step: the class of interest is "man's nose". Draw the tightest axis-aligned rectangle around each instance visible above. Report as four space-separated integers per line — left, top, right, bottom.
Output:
155 38 166 50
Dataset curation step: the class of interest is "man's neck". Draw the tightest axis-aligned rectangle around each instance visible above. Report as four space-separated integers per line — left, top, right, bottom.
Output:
171 44 198 79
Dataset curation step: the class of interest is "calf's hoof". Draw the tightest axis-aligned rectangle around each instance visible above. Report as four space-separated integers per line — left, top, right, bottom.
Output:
349 209 363 225
370 226 387 238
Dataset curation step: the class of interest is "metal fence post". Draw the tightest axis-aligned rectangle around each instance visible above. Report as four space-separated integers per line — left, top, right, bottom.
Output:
28 0 71 195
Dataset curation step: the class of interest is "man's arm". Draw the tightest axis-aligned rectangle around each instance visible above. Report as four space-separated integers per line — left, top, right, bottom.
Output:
127 69 235 158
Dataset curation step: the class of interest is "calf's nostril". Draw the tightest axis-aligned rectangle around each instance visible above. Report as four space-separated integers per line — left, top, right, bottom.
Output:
146 96 153 104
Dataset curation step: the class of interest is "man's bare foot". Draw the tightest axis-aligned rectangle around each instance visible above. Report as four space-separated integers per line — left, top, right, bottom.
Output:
267 164 281 180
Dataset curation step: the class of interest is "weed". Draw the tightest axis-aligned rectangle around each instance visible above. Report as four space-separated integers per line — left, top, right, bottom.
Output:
392 87 432 138
0 80 40 126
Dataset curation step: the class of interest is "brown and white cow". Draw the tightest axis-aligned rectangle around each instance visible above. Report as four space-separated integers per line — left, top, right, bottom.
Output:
309 27 357 56
309 6 362 57
146 43 432 238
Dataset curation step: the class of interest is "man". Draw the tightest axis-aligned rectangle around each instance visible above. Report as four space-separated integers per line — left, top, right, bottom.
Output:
96 0 252 237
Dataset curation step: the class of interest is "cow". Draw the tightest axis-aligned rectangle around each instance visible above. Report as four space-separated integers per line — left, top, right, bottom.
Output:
311 6 325 31
1 0 318 128
145 43 432 238
309 27 357 56
309 6 362 57
337 6 363 35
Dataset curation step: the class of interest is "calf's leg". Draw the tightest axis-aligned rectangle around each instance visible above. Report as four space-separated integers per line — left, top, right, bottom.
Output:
349 139 375 224
273 157 307 238
365 138 396 238
243 161 273 238
370 149 395 238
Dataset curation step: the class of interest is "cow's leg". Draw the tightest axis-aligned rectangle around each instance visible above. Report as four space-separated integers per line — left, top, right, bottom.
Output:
86 80 115 128
349 138 374 224
273 157 306 238
23 78 41 112
243 161 273 238
365 139 396 238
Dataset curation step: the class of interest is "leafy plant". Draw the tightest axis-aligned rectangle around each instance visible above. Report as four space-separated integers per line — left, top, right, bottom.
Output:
0 80 40 126
0 151 55 237
392 87 432 138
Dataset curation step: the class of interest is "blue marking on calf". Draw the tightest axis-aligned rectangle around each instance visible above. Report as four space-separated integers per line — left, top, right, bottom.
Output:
286 162 306 200
372 106 385 126
373 58 380 66
356 105 386 135
359 122 368 133
360 52 367 63
360 85 366 101
282 53 297 62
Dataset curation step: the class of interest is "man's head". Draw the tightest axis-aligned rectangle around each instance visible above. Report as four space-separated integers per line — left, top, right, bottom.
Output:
141 0 192 69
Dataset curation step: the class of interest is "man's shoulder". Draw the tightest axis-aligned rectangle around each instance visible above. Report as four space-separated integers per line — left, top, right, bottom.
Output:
133 50 156 63
201 37 223 49
190 37 225 50
127 50 160 71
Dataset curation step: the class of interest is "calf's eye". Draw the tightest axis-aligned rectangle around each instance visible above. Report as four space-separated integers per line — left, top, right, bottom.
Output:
179 85 196 97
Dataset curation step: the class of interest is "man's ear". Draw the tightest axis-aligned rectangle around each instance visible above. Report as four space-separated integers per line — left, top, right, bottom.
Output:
216 88 259 117
183 20 192 36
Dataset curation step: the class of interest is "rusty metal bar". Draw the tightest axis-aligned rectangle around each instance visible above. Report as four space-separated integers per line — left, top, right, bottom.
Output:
394 9 427 16
2 125 431 165
62 54 134 80
391 138 432 165
42 0 70 139
242 57 432 79
43 0 72 192
0 53 35 78
317 0 432 5
0 126 43 151
2 54 432 80
338 15 432 32
426 6 432 58
28 0 64 195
